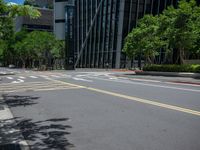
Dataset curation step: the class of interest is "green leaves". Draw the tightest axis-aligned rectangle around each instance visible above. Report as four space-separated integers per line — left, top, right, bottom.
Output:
123 0 200 65
123 14 161 63
13 31 64 61
8 4 41 18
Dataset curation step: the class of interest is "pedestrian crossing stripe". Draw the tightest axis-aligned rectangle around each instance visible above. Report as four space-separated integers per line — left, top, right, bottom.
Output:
0 81 82 93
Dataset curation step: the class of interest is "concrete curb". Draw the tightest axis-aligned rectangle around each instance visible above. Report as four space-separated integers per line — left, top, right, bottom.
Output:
0 96 30 150
0 73 15 76
135 71 200 79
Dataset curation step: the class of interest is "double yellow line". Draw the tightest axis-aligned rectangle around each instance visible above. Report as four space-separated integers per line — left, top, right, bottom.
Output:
49 79 200 117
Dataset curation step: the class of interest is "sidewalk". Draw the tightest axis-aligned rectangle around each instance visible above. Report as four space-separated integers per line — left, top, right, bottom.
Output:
0 96 29 150
135 71 200 79
114 72 200 86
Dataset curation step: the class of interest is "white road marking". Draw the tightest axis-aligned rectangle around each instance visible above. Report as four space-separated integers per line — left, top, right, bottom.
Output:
165 81 200 87
39 75 49 78
0 72 6 74
109 77 118 80
17 79 24 83
47 79 200 116
86 76 200 93
11 81 20 83
6 77 13 80
117 76 200 87
76 74 87 77
130 78 161 83
30 76 38 79
50 75 60 78
73 77 93 82
62 74 72 77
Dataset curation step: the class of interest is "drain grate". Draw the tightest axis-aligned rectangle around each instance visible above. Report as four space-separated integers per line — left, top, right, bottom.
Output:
0 144 21 150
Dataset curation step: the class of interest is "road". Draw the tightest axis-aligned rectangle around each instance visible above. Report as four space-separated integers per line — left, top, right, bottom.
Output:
0 68 200 150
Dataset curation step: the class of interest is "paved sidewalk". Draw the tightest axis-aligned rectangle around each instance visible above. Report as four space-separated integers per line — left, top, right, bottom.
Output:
114 73 200 85
0 96 29 150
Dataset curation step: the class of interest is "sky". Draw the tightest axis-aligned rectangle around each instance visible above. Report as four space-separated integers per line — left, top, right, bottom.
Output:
5 0 24 4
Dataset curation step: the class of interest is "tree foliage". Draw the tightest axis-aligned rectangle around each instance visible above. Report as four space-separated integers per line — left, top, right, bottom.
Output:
0 0 40 66
13 31 65 68
123 0 200 65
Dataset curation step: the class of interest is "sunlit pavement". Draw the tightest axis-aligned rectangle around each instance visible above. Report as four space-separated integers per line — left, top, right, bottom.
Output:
0 68 200 150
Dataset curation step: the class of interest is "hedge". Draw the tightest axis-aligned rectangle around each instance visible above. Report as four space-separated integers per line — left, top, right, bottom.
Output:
143 64 200 73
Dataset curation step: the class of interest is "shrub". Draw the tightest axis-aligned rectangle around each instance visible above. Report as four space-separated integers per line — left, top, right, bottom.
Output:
143 64 200 73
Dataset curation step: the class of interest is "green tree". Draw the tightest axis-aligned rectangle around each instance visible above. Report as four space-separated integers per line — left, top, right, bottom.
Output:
0 0 40 66
123 0 200 65
123 15 165 64
14 31 59 68
0 40 7 60
51 40 65 59
162 0 199 64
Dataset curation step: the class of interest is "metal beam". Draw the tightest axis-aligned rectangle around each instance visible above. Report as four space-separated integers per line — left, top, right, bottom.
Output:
74 0 106 68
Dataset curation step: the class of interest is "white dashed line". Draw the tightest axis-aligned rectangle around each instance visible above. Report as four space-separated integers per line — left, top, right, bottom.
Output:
11 81 20 83
62 74 72 77
6 77 13 80
30 76 38 79
73 77 93 82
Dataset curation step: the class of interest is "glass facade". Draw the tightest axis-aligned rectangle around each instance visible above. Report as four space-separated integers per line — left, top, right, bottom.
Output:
63 0 199 68
74 0 121 68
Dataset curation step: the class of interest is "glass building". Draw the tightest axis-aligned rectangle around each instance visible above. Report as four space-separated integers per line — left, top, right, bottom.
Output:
54 0 199 69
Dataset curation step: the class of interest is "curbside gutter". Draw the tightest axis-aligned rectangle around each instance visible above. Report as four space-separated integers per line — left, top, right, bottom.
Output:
135 71 200 79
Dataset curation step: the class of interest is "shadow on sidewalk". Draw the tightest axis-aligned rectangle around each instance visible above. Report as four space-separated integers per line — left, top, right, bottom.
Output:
0 94 74 150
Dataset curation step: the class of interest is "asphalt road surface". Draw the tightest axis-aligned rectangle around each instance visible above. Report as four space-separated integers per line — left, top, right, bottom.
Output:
0 68 200 150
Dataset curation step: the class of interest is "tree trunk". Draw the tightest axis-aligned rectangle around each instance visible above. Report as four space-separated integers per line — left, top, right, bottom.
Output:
22 60 25 68
174 48 184 65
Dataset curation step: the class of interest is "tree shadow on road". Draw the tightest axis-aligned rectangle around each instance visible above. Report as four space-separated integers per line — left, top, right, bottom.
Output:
17 117 74 150
2 94 39 107
0 117 74 150
0 94 74 150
